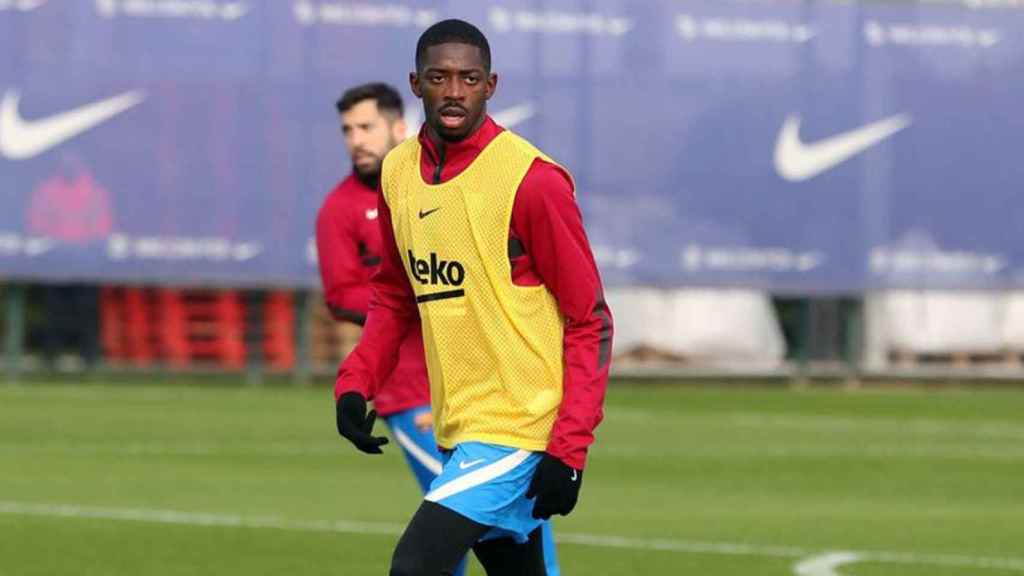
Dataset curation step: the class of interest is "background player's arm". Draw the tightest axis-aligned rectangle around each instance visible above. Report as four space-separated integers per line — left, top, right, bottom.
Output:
513 160 613 471
315 198 372 325
334 194 419 403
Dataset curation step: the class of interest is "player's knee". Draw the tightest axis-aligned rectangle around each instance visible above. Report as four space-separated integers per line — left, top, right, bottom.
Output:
473 531 548 576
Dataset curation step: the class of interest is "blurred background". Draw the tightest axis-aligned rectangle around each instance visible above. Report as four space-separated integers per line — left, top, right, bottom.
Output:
3 2 1024 576
6 0 1024 379
4 0 1024 382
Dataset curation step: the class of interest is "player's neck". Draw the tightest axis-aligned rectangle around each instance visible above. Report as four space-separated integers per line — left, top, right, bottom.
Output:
353 170 380 191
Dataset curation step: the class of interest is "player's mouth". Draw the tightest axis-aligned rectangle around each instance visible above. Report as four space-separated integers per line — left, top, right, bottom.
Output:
352 150 376 164
438 106 467 129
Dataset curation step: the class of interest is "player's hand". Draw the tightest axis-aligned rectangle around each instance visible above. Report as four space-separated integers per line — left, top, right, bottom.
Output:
526 453 583 519
335 392 389 454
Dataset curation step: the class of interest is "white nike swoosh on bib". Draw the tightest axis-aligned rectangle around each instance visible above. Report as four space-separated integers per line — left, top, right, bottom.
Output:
0 90 145 160
773 114 911 182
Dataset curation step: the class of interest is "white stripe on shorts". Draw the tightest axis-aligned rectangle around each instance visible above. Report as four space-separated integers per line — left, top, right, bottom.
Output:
392 428 444 476
424 449 532 503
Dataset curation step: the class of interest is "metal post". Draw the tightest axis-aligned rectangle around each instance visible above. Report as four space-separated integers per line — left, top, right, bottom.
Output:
293 289 312 386
245 289 265 386
844 298 864 387
794 298 812 385
5 284 26 383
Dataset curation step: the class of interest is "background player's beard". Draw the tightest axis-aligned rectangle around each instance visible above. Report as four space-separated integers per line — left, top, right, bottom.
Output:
352 161 381 191
351 134 398 190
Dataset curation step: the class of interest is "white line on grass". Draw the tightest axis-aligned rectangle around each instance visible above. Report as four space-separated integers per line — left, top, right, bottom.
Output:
0 501 405 536
7 441 1024 462
0 442 341 456
605 408 1024 441
2 501 1023 572
554 532 1024 572
794 552 862 576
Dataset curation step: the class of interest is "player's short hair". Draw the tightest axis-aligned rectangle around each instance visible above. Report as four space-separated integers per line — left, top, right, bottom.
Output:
415 19 491 73
335 82 404 117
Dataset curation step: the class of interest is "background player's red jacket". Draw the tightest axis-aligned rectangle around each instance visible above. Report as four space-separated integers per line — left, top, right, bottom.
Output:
316 174 430 417
335 117 613 469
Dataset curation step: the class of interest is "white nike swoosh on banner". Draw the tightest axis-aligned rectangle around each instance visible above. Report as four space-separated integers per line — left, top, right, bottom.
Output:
0 90 145 160
2 0 48 11
403 103 536 139
491 103 536 129
773 114 911 182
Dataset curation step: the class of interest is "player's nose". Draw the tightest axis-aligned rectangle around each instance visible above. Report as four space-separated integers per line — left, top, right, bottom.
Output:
442 79 466 101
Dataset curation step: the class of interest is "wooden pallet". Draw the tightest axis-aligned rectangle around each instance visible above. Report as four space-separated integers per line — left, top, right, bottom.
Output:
611 344 689 366
307 296 362 370
101 287 246 368
263 291 295 370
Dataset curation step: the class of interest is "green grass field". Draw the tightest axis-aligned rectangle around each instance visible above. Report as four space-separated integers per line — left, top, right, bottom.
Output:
1 380 1023 575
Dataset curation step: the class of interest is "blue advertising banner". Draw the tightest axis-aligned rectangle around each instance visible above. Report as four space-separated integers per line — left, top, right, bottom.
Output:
1 0 1022 292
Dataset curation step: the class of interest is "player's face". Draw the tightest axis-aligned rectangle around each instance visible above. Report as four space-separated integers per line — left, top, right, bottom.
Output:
341 100 406 178
410 43 496 143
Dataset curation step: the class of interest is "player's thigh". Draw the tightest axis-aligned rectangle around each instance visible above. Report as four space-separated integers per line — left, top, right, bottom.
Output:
390 501 488 576
472 526 547 576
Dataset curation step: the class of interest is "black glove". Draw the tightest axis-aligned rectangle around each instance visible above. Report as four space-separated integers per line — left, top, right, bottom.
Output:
526 453 583 519
335 392 389 454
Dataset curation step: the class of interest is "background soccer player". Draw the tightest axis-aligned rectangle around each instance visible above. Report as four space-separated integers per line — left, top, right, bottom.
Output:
316 82 443 480
334 20 612 575
315 83 469 576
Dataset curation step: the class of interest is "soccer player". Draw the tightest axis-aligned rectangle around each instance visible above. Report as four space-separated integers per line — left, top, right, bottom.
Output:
333 19 613 575
320 82 563 575
316 83 468 576
316 82 439 488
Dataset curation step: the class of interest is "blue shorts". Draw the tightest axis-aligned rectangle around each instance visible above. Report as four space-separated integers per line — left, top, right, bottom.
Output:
424 442 545 544
384 406 443 493
386 414 560 575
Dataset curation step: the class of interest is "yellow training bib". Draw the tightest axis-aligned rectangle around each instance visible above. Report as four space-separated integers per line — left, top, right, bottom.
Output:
381 131 566 451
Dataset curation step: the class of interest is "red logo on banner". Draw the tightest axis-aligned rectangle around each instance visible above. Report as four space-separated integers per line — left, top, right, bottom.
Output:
27 168 114 243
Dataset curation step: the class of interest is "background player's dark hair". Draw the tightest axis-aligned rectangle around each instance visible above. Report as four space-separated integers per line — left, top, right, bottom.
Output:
335 82 404 117
415 19 491 73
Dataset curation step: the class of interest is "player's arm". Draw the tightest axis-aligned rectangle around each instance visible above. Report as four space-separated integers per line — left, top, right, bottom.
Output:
315 199 372 325
515 160 613 517
333 194 419 454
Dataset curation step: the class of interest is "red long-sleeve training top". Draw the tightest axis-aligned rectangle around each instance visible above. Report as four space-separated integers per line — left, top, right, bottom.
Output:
316 174 430 417
335 116 613 469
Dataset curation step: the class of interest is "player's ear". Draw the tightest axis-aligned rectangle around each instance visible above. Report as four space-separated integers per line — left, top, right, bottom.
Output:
409 72 423 98
485 72 497 100
391 116 407 142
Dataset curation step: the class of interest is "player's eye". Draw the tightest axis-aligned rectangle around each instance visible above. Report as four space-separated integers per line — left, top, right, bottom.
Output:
464 75 479 85
429 74 444 84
